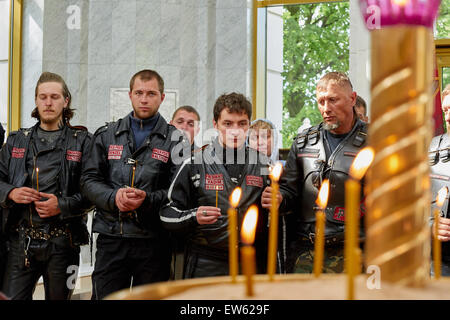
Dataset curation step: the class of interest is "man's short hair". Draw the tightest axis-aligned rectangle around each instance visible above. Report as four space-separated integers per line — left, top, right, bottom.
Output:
172 105 200 121
443 84 450 100
355 95 367 116
129 69 164 94
32 71 74 121
213 92 252 122
316 71 353 91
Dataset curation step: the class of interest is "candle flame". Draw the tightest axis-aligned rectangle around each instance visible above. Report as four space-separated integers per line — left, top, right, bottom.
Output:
270 162 283 182
241 205 258 245
349 147 375 180
230 187 242 208
392 0 409 6
316 179 330 209
437 187 448 207
36 167 39 173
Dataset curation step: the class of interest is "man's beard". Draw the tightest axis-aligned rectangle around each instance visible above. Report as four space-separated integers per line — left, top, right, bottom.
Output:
323 121 340 131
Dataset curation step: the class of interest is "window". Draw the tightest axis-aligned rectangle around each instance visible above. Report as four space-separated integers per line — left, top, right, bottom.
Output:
0 0 10 138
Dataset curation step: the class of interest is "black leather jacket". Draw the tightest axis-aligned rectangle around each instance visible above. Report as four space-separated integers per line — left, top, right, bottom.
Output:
160 139 271 252
81 112 183 239
429 133 450 261
279 119 368 240
0 123 92 245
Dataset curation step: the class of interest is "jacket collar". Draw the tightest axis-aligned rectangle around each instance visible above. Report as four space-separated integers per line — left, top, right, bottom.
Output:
115 112 169 139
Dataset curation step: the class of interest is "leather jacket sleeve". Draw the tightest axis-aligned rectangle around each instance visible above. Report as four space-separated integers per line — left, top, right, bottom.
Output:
279 141 302 214
58 132 94 219
159 159 199 233
80 129 117 212
0 134 19 207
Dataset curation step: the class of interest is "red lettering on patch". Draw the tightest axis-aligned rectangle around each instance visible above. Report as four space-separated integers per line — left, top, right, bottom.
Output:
151 148 170 163
66 150 82 162
205 174 224 191
108 145 123 160
246 175 263 188
12 147 25 159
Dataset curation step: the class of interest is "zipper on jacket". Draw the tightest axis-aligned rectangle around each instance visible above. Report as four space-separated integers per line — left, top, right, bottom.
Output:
29 156 38 227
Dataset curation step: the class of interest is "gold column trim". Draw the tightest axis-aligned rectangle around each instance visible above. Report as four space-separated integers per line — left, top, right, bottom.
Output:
7 0 23 133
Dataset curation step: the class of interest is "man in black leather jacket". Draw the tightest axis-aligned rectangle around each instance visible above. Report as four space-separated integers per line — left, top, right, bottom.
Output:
0 72 92 299
81 69 185 299
429 84 450 276
262 72 368 274
160 92 270 278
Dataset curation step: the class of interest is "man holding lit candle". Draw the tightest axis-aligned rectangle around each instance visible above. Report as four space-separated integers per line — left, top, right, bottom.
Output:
429 84 450 276
264 72 368 274
160 92 271 278
0 72 92 300
81 70 186 300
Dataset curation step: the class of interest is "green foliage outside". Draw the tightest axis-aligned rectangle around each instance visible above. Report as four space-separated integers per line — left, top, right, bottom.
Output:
281 2 350 147
436 0 450 40
437 1 450 91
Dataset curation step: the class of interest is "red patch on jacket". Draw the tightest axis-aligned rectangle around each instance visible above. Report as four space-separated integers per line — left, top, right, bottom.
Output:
297 153 319 158
246 175 263 188
151 148 170 163
66 150 82 162
108 145 123 160
205 174 224 191
333 201 366 222
12 147 25 159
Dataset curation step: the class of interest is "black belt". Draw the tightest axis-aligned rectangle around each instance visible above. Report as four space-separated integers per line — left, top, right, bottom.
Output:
16 225 69 241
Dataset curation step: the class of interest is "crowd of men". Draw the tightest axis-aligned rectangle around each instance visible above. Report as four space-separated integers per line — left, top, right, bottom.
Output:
0 68 448 300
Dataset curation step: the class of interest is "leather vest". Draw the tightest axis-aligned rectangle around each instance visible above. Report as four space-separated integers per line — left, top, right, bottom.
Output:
293 121 367 237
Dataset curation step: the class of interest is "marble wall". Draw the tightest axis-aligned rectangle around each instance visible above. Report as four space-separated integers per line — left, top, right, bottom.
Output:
21 0 254 136
0 0 10 128
349 0 371 118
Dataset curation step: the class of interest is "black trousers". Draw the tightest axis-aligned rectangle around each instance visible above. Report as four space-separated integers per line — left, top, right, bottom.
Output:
91 234 171 300
1 234 80 300
0 238 6 290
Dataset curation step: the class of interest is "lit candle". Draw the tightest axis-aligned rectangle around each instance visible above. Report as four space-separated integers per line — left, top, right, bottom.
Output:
434 186 448 279
240 205 258 297
313 179 329 278
36 167 39 192
345 147 374 300
131 165 136 189
216 185 219 208
228 187 242 283
267 162 283 281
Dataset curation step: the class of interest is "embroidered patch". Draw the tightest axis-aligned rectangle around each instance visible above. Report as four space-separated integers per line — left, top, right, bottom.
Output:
297 153 319 158
108 145 123 160
344 151 357 157
66 150 82 162
12 147 25 159
430 174 450 181
333 202 365 222
333 207 346 222
205 174 224 191
246 175 263 188
151 148 170 163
